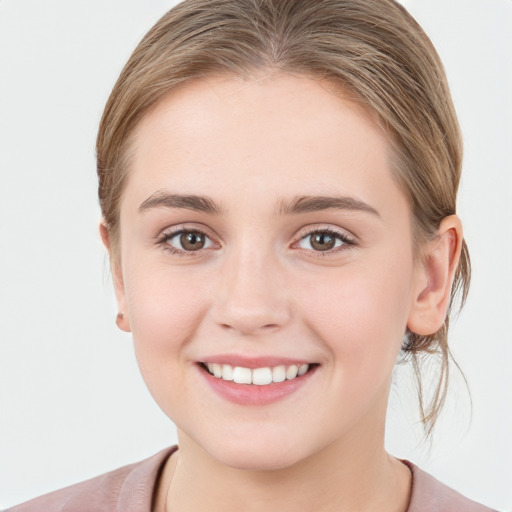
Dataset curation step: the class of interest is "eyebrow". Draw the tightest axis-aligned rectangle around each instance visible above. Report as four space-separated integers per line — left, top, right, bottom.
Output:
139 191 225 215
278 195 381 218
138 190 380 218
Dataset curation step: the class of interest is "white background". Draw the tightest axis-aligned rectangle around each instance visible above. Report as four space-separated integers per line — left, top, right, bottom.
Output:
0 0 510 510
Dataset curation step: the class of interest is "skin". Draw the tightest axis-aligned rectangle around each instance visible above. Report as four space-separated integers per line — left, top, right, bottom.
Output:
101 73 462 512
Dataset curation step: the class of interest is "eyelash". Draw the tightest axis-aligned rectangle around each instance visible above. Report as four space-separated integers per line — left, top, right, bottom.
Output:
156 226 357 258
157 226 217 258
293 227 356 257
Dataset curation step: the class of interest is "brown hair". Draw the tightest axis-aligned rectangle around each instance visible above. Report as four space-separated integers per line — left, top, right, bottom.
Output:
96 0 470 436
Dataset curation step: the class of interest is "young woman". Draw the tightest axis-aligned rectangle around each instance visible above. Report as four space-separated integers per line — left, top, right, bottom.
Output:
5 0 499 510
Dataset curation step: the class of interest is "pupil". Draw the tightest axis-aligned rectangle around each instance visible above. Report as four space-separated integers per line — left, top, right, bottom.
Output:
311 233 335 251
181 232 205 250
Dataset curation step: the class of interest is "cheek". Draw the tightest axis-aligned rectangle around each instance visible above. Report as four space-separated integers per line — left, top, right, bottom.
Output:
298 258 414 370
122 265 212 419
123 263 207 361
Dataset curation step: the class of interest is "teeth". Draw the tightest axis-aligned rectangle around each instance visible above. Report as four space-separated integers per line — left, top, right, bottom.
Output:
233 366 252 384
286 365 298 380
298 364 309 376
222 364 234 381
212 363 222 378
204 362 311 385
272 365 286 383
252 367 272 386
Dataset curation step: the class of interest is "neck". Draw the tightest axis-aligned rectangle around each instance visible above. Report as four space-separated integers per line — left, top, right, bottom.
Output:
164 419 411 512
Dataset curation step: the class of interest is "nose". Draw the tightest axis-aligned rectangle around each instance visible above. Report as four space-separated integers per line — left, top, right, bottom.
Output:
211 245 291 336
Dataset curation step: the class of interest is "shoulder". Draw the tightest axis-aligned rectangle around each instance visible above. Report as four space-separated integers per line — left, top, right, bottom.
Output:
404 460 498 512
5 446 177 512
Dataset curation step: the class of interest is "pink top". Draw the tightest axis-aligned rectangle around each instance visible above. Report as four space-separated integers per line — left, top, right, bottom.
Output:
5 446 496 512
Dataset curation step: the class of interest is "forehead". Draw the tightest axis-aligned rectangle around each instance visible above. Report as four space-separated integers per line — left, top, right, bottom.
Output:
125 73 405 219
133 73 387 159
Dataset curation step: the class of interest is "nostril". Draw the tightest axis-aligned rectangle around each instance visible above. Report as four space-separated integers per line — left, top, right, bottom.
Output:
212 287 291 334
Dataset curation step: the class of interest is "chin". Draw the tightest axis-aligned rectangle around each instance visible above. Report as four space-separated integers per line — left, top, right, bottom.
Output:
176 411 327 472
200 432 312 472
218 447 301 471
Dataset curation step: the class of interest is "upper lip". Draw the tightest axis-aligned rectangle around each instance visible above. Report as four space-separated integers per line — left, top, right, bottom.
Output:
198 354 314 369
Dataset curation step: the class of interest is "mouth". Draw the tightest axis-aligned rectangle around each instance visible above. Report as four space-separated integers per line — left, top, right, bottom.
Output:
199 362 315 385
196 355 320 405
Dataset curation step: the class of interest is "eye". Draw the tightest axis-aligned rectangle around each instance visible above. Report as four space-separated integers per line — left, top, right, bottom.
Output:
159 228 215 254
296 229 354 253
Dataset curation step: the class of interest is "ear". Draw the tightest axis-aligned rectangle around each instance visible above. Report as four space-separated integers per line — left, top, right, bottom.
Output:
99 222 131 333
407 215 463 336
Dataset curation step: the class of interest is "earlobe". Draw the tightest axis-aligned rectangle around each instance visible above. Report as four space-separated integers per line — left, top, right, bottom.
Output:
99 221 110 250
99 222 132 333
116 311 131 332
407 215 463 336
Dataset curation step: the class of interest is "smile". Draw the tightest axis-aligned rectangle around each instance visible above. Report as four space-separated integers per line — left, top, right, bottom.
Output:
202 362 310 385
198 357 319 405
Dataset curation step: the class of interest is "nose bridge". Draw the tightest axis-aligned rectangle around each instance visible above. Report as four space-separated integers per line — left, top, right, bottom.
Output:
212 237 290 335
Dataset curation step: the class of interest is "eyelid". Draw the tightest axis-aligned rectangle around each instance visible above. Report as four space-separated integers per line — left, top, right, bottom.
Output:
291 224 357 254
158 222 217 240
155 223 357 258
294 224 356 242
157 224 221 255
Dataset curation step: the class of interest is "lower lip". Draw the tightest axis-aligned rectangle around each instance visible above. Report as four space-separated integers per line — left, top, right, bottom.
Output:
198 365 317 406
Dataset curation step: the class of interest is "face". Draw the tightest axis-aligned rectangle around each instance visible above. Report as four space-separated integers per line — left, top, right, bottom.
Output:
113 74 426 470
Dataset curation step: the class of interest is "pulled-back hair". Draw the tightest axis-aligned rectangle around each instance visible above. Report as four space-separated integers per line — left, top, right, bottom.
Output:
97 0 470 436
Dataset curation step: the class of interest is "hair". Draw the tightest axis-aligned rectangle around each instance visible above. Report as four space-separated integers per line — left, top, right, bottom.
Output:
96 0 470 436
